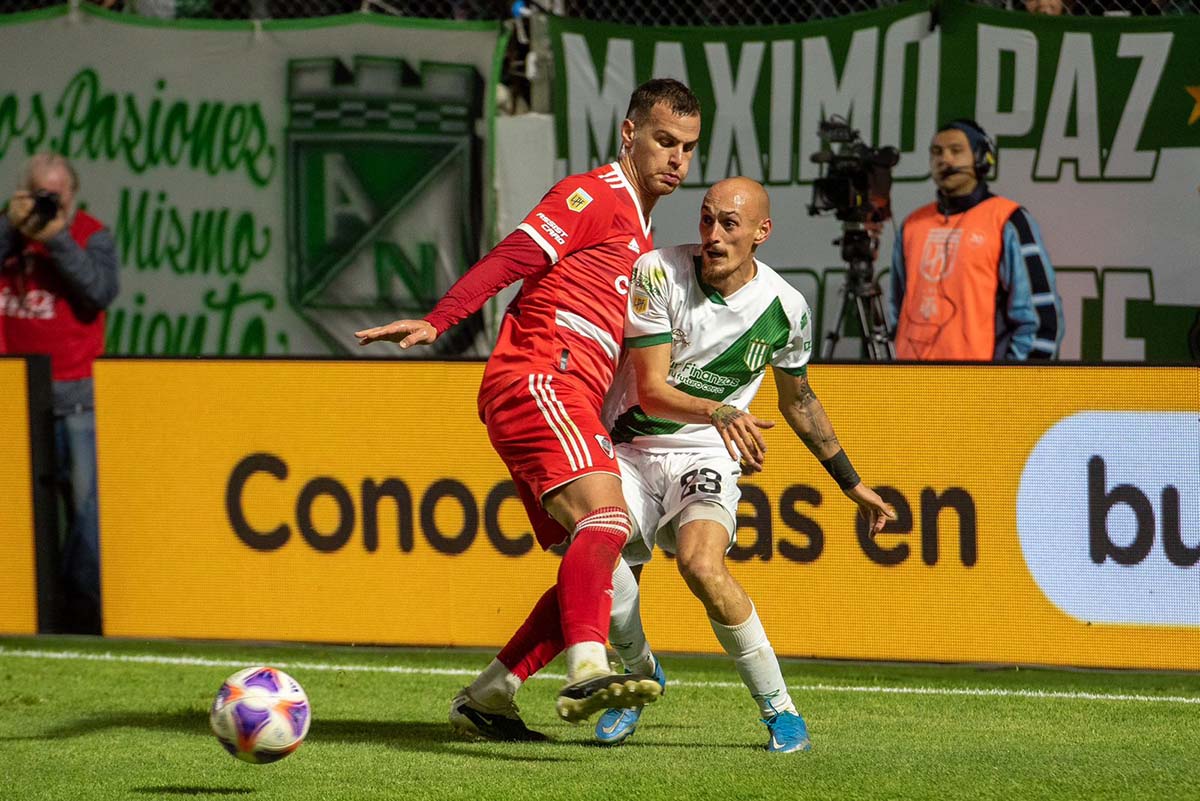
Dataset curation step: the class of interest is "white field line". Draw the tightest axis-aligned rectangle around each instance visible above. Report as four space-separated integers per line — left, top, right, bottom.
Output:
1 646 1198 706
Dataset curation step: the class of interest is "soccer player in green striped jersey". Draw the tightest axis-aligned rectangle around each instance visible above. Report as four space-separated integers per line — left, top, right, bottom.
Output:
595 177 896 752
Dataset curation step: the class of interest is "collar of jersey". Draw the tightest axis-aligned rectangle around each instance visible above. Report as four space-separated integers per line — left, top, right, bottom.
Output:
609 160 653 239
692 255 728 306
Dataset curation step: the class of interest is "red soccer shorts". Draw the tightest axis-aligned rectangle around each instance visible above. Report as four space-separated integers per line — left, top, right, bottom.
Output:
482 371 620 550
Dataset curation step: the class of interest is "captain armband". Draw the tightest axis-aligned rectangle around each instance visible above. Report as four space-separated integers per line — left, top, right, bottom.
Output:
820 449 861 491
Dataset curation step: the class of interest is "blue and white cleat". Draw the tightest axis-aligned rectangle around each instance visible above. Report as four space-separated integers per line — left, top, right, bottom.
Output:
593 660 666 745
763 709 812 753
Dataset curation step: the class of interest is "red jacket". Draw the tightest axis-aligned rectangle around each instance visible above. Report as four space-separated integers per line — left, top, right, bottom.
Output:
0 211 108 381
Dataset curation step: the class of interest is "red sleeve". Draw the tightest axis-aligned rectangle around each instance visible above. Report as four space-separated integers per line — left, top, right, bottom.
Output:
515 175 615 264
423 229 550 335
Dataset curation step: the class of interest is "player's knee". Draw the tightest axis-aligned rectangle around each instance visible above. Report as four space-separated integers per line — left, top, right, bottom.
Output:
676 551 730 598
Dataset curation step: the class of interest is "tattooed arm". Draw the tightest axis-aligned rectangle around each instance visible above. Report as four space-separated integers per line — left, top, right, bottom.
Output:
773 366 895 532
772 367 842 461
629 343 774 470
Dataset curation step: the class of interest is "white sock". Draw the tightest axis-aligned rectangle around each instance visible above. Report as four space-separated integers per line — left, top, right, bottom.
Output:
708 604 795 717
609 557 655 676
466 658 523 709
565 641 609 682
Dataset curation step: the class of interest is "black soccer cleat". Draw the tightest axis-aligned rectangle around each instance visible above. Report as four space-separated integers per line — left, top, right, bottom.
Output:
449 689 549 742
555 671 662 724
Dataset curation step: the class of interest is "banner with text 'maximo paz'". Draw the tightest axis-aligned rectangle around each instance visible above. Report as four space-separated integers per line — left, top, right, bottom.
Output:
95 361 1198 669
549 0 1200 363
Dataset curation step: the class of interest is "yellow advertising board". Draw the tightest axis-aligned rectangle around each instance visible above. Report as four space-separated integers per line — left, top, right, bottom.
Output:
0 358 41 635
95 361 1199 669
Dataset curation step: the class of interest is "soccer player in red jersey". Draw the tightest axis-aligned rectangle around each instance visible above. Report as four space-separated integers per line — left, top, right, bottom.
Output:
356 79 706 738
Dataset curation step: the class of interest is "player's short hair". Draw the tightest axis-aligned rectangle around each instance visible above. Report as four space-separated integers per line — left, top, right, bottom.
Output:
625 79 701 125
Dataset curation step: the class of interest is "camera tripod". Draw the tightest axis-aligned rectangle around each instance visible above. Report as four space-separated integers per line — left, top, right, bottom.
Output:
821 223 895 361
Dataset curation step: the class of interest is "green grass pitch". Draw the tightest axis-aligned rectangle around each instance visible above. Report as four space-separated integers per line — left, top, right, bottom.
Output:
1 636 1197 801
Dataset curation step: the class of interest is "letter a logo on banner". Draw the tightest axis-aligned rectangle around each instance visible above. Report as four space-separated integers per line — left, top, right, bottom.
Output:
286 57 483 354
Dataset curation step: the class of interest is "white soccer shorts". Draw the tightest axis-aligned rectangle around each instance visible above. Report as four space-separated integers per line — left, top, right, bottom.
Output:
616 444 741 566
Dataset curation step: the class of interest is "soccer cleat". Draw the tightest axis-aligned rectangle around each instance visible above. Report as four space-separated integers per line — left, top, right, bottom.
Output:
594 660 667 745
762 709 812 753
449 689 549 742
555 669 662 724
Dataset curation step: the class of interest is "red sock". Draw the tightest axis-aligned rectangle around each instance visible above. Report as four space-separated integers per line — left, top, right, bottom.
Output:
496 584 564 682
557 506 631 647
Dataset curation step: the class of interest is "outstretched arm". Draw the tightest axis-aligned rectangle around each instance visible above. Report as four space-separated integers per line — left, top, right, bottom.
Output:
629 342 774 471
772 366 895 533
355 229 550 349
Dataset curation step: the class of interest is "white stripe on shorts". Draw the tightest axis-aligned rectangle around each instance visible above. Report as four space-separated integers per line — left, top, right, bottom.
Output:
541 374 593 468
528 374 590 471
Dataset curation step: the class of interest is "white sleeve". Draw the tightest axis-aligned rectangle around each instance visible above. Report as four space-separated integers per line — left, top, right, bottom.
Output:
624 252 673 346
772 291 814 374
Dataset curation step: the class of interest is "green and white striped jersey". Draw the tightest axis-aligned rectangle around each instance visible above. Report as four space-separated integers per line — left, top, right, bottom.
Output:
603 243 814 453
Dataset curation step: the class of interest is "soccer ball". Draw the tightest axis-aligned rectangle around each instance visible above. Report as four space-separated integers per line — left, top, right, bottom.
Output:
209 666 311 764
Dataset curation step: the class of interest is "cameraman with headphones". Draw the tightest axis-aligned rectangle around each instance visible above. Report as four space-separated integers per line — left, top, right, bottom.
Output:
1 152 119 633
890 119 1061 361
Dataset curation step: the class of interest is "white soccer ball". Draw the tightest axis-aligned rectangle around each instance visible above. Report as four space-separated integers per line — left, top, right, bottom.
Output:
209 666 311 764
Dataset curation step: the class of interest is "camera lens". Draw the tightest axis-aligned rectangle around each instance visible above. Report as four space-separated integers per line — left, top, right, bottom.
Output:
28 190 60 230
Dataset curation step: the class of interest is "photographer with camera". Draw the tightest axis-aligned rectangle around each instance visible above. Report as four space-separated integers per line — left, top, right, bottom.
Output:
0 152 119 634
890 119 1061 361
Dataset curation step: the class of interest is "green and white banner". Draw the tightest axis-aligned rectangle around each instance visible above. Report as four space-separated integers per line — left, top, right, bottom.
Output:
548 0 1200 362
0 6 503 356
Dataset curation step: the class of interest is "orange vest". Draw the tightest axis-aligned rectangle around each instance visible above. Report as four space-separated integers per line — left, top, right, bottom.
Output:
895 195 1019 361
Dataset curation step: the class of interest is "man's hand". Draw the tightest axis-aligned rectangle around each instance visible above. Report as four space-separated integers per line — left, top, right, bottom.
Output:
354 319 439 349
7 191 33 228
844 482 897 534
8 191 68 242
27 208 67 242
710 404 774 473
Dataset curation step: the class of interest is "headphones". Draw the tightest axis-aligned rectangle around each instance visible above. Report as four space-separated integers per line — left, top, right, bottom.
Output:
943 118 997 180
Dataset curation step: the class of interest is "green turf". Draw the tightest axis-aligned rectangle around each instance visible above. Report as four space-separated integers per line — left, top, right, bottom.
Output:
1 636 1198 801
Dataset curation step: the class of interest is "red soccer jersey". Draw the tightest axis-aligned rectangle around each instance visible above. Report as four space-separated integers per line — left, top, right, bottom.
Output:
480 162 653 409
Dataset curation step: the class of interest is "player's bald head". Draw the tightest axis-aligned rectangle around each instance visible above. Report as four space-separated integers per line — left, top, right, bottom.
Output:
703 177 770 223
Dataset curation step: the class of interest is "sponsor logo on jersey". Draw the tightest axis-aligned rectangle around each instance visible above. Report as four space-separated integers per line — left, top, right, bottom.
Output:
632 288 650 315
566 188 593 212
536 212 567 246
674 361 741 394
594 434 614 459
627 237 640 254
743 338 771 372
632 263 668 299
